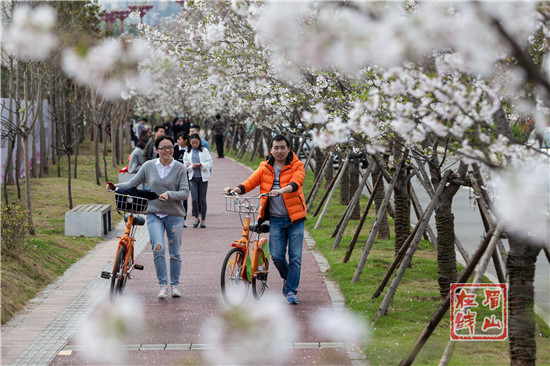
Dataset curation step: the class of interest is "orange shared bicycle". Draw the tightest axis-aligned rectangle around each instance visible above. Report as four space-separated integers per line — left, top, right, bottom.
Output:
101 191 147 302
220 192 271 307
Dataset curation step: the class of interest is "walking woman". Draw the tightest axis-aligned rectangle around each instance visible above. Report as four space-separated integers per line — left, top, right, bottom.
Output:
174 132 190 226
183 133 213 228
110 136 189 299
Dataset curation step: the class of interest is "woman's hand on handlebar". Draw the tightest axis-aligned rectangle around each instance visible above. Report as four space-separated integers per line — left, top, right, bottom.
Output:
105 181 116 192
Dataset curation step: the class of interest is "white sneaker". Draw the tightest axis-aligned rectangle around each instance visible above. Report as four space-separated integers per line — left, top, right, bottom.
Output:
158 286 169 299
171 287 181 298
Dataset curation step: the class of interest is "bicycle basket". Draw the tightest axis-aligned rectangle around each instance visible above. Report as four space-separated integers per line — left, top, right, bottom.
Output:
225 195 262 214
115 193 149 214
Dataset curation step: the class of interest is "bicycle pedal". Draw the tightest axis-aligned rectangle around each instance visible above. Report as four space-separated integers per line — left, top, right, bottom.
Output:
134 264 144 270
100 271 111 279
256 272 268 281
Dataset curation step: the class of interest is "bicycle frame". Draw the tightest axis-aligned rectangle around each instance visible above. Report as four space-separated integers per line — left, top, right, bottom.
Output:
112 214 138 279
230 214 269 282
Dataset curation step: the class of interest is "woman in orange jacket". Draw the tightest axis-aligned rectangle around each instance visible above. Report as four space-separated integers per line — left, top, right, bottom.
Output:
225 134 306 305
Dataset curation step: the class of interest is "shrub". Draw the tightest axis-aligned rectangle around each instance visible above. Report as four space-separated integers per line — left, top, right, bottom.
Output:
1 203 32 252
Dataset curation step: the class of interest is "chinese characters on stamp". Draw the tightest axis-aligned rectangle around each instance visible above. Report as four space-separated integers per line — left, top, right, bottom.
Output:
450 283 508 341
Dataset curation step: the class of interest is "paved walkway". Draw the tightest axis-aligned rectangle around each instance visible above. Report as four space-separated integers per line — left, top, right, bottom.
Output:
1 157 367 366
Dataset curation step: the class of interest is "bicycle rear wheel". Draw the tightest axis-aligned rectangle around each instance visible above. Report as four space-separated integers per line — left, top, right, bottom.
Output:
220 247 249 307
252 261 268 300
110 246 127 302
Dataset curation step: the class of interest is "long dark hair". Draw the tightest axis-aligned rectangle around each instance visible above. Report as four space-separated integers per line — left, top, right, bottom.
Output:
187 133 203 152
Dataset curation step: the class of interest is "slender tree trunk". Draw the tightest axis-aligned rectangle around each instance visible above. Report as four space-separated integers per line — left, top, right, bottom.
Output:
39 97 47 176
349 155 361 220
31 125 38 178
372 163 391 239
15 135 22 199
325 153 334 188
67 152 73 209
23 134 35 235
3 138 15 203
507 232 541 366
339 152 351 206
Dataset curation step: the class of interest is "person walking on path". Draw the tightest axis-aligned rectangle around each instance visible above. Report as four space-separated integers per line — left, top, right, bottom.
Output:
224 134 307 305
181 116 191 135
184 134 213 228
189 124 210 152
143 125 166 162
128 140 146 174
136 117 148 137
212 113 226 158
174 132 190 226
110 135 189 299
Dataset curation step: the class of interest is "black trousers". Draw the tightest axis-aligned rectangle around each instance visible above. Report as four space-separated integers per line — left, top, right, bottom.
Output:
190 177 208 221
214 134 224 158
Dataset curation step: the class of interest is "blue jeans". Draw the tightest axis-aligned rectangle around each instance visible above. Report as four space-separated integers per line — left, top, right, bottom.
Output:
146 214 184 287
269 216 304 294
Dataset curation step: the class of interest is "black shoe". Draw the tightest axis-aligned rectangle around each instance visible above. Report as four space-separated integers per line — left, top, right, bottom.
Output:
200 223 206 228
193 220 200 228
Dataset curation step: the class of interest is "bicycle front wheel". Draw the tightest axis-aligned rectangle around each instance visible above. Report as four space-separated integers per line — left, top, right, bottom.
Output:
220 247 249 307
110 246 127 302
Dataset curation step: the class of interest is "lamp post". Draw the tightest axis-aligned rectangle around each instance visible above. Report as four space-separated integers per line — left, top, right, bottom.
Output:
128 4 154 25
112 10 131 34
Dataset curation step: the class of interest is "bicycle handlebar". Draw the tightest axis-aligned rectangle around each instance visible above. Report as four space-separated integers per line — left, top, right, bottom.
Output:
222 191 272 198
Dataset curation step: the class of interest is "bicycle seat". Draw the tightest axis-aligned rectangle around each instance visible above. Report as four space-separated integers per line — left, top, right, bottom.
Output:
125 214 145 226
249 222 270 233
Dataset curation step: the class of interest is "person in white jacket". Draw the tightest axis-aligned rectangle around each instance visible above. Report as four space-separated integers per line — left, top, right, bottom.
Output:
183 134 213 228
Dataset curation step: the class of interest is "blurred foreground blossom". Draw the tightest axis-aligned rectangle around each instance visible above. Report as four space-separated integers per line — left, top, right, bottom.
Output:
201 295 298 365
310 308 370 346
493 157 550 246
77 296 144 365
2 4 58 60
62 38 153 100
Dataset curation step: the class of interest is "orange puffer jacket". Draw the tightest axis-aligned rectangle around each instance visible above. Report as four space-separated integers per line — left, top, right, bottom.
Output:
237 151 307 224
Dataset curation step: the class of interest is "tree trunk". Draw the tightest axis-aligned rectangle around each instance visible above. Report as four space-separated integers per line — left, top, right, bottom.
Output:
325 154 334 188
435 211 456 298
67 152 73 209
39 97 47 176
313 147 325 182
349 155 361 220
339 152 351 206
15 135 22 199
372 163 390 239
393 143 410 254
94 122 101 185
23 134 35 235
507 232 541 366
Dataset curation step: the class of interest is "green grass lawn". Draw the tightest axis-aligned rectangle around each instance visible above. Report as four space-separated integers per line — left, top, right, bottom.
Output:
229 150 550 366
1 141 120 324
